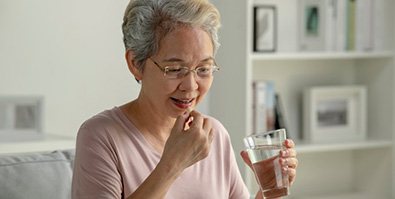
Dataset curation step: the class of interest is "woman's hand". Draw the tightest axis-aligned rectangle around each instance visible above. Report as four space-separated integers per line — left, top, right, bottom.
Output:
240 139 298 199
280 139 298 185
160 110 214 174
127 111 213 199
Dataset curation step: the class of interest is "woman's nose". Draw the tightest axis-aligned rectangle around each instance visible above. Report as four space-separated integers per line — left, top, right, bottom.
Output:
178 71 199 91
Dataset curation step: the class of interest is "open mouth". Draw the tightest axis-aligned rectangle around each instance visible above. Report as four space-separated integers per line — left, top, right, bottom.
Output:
171 97 194 109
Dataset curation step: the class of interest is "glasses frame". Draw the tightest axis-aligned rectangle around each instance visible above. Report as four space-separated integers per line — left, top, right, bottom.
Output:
149 58 220 79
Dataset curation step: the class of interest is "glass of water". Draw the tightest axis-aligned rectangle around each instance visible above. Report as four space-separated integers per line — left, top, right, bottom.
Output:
244 129 289 198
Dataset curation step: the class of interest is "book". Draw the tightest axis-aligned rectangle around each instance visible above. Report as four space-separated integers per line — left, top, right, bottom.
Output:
298 0 375 52
355 0 374 51
252 80 276 134
298 0 326 51
274 93 287 132
346 0 356 51
325 0 337 51
335 0 347 51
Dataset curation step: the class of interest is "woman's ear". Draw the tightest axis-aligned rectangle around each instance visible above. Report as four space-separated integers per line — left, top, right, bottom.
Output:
125 50 143 81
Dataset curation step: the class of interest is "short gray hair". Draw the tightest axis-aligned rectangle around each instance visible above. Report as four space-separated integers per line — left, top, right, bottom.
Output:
122 0 221 72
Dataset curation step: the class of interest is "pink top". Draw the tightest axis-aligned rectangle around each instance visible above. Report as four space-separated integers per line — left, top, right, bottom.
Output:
72 107 250 199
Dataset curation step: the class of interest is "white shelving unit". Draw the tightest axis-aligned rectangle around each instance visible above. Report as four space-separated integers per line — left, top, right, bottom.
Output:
211 0 394 198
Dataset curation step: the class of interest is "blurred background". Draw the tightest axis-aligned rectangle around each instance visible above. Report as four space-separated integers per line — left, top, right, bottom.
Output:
1 0 394 198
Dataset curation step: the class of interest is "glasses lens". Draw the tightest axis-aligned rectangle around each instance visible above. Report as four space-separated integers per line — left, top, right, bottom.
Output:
196 67 213 78
165 67 186 79
164 65 219 79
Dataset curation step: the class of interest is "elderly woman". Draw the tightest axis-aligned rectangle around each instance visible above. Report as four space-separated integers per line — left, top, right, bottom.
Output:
71 0 297 198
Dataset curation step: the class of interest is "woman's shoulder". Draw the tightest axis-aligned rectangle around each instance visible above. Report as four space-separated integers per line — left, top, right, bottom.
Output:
203 114 230 139
77 107 124 140
204 115 225 128
80 108 118 129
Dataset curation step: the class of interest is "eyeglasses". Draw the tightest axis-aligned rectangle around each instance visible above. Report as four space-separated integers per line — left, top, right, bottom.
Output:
149 58 220 79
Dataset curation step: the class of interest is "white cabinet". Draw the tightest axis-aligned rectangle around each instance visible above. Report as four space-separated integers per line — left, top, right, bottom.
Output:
211 0 394 198
0 134 75 155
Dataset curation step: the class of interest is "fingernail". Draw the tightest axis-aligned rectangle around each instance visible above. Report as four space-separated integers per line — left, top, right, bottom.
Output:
280 158 288 165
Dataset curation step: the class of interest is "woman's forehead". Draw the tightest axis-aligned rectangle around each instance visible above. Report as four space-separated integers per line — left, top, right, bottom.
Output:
155 27 214 61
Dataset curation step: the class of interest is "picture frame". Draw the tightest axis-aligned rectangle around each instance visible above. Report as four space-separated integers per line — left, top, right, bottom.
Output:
253 5 276 52
0 96 44 142
298 0 326 51
303 86 367 144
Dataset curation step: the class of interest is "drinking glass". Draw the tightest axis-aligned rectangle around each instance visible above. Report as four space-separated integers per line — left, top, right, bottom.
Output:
244 129 289 198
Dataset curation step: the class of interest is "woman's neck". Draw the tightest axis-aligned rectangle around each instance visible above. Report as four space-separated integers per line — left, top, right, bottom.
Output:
120 99 175 153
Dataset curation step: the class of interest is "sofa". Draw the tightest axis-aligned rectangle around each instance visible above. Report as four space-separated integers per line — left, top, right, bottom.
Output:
0 149 75 199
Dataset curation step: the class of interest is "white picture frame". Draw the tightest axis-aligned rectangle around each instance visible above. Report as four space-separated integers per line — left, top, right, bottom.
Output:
298 0 326 51
303 86 367 144
253 5 276 52
0 96 44 142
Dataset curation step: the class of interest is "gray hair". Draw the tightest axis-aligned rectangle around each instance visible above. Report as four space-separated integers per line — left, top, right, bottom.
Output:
122 0 221 72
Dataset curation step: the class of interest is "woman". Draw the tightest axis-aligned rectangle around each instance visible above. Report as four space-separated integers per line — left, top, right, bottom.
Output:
71 0 298 198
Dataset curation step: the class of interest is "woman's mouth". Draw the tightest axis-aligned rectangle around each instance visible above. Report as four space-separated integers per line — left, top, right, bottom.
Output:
171 97 194 109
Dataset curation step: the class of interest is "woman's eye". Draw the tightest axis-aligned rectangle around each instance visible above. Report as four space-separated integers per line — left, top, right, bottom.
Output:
167 67 183 73
197 67 211 73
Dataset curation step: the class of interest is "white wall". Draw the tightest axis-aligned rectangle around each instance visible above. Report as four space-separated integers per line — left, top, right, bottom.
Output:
0 0 139 138
0 0 211 138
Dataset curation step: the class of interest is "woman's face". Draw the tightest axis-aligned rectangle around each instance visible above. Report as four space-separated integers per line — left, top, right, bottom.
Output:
140 26 215 118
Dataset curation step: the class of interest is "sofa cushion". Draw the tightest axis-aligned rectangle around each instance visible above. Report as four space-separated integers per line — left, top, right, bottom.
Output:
0 150 75 199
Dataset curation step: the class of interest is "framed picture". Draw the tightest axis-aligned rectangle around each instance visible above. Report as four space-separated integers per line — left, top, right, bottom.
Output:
298 0 326 51
253 5 276 52
303 86 367 144
0 96 44 142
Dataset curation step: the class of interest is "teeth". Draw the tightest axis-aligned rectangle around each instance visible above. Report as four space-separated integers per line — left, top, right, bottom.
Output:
172 98 193 104
179 100 190 104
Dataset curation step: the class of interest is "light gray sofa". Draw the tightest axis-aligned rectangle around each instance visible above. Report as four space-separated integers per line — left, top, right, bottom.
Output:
0 150 75 199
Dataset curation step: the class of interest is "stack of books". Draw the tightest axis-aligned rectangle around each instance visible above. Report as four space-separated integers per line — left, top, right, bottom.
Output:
252 80 287 134
299 0 374 52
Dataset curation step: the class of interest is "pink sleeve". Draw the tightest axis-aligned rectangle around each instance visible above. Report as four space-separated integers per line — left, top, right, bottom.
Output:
213 119 250 199
72 124 123 199
227 136 251 199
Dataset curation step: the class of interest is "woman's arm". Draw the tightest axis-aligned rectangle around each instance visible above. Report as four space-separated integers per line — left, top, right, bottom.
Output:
126 160 182 199
127 111 214 199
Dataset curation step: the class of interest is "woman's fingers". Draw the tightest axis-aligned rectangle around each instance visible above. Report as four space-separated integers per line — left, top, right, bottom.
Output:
281 139 298 185
280 140 298 169
288 167 297 185
172 112 190 132
163 110 216 170
280 148 297 158
240 150 252 168
188 111 204 130
284 139 295 148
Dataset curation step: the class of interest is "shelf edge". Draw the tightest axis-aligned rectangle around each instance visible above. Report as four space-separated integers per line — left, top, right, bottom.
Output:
250 51 395 61
296 140 392 154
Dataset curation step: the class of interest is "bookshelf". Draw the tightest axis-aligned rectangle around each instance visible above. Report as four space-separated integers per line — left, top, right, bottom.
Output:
210 0 394 198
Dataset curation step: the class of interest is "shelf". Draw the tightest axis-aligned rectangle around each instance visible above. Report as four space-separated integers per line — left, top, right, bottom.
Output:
0 134 75 155
290 191 372 199
214 0 395 197
295 140 392 154
250 51 394 61
251 190 373 199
